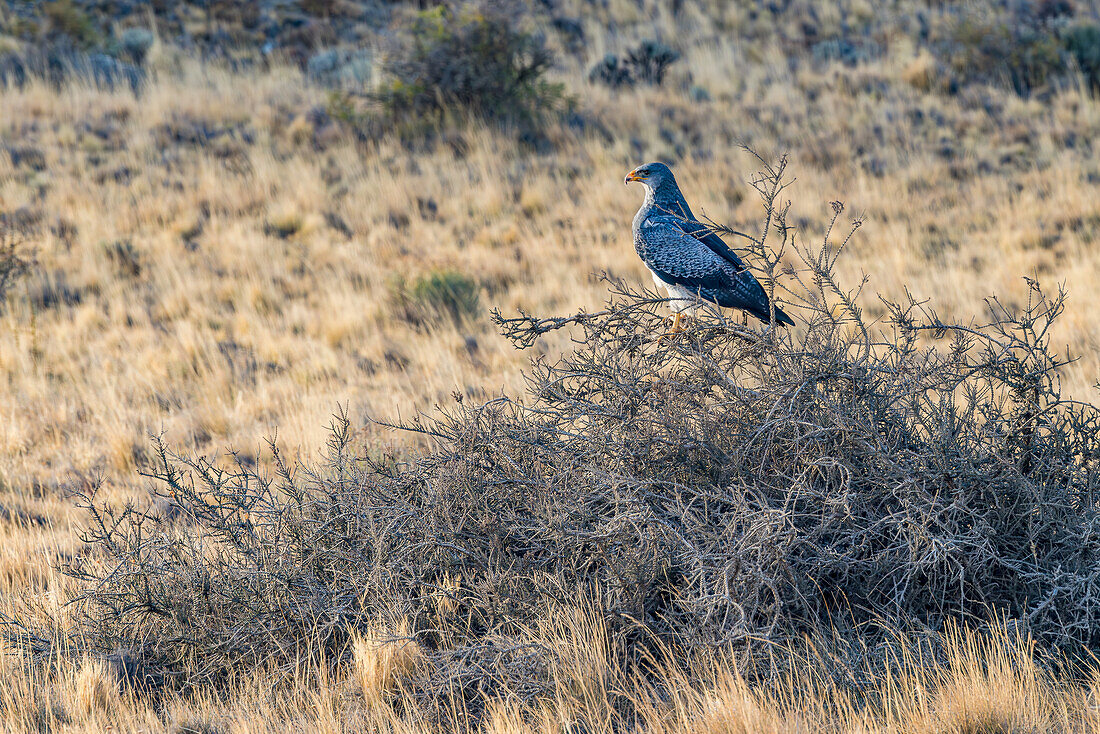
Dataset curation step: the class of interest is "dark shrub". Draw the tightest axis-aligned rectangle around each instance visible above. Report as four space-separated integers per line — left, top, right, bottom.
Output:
0 206 43 234
809 37 882 66
262 213 303 240
375 5 562 128
153 115 254 149
588 53 632 88
0 42 144 92
27 269 81 310
1064 22 1100 92
551 16 585 53
101 239 142 278
589 39 681 88
0 227 33 305
0 52 28 88
1035 0 1076 22
5 146 46 171
32 156 1100 711
625 39 680 85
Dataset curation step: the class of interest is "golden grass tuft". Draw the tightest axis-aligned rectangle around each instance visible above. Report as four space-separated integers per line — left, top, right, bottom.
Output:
73 658 117 717
539 603 612 714
908 626 1059 734
350 620 426 702
0 607 1096 733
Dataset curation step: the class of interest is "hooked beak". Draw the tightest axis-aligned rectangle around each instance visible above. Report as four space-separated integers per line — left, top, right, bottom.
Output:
624 170 643 185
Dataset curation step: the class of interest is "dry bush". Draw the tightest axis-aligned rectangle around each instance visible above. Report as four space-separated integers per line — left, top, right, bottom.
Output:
19 154 1100 716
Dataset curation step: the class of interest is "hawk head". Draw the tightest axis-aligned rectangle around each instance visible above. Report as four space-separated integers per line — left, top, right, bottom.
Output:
624 162 675 189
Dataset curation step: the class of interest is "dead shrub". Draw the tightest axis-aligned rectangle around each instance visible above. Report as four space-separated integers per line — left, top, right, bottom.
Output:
20 154 1100 715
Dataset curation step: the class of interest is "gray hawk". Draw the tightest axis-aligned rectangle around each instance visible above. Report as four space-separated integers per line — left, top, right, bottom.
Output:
625 161 794 332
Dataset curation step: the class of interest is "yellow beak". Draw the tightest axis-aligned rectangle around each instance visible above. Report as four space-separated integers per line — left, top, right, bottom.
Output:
624 170 643 184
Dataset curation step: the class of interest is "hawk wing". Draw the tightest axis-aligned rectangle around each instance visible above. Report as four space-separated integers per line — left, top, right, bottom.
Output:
671 218 749 272
653 200 749 272
640 213 791 324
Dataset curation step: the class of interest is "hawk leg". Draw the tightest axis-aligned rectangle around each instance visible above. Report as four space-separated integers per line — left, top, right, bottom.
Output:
661 312 690 340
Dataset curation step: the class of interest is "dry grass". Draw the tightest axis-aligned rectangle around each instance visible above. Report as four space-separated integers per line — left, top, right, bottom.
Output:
2 615 1100 733
2 0 1100 729
350 619 426 702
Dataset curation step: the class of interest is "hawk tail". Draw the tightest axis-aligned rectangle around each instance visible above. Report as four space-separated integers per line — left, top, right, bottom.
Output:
772 305 795 326
749 303 794 326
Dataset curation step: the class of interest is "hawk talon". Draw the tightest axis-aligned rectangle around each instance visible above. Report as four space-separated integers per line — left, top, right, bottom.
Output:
659 313 690 341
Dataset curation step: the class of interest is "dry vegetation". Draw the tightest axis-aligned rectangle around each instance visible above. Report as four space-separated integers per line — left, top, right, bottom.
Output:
8 619 1100 733
2 0 1100 730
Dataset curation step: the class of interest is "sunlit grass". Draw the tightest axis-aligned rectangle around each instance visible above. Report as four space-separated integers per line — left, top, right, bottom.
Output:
0 609 1097 733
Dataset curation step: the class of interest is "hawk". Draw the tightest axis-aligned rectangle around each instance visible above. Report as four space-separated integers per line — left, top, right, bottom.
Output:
625 162 793 332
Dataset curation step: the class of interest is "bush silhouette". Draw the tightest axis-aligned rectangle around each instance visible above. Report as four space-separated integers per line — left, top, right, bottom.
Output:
1064 22 1100 93
589 39 680 88
625 39 680 85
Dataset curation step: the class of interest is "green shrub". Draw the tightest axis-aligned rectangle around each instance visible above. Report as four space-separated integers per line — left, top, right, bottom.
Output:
921 6 1100 97
375 5 562 128
945 14 1063 95
42 0 99 49
588 53 632 88
306 47 373 88
932 6 1076 97
117 27 155 65
393 269 481 327
1064 22 1100 93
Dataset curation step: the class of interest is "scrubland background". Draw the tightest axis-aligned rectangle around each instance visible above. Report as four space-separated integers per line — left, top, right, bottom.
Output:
2 0 1100 731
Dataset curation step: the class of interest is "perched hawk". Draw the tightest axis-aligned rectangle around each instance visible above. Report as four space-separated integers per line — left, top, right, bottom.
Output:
625 162 793 332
